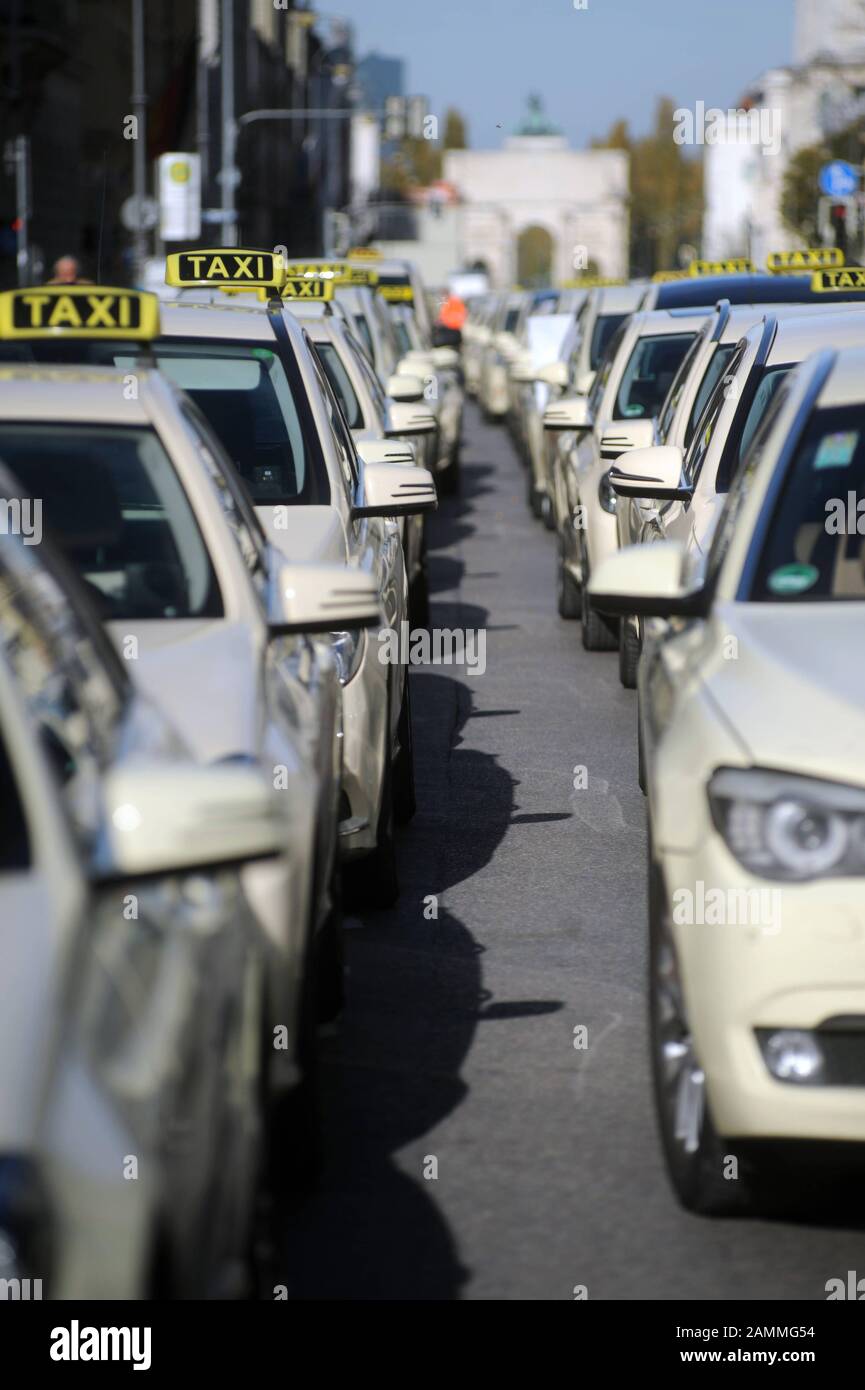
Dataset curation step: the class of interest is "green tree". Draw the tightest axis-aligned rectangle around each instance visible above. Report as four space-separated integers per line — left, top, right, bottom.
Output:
381 107 469 191
781 121 865 244
592 99 703 276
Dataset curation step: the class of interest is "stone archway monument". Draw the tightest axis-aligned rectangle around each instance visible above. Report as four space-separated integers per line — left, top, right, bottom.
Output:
444 95 629 288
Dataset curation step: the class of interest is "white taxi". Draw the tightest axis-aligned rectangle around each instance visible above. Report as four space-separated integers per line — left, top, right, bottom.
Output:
0 501 283 1296
589 340 865 1211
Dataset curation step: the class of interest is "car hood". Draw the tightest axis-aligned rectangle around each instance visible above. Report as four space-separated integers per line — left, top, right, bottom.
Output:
256 503 346 566
705 603 865 783
106 618 261 762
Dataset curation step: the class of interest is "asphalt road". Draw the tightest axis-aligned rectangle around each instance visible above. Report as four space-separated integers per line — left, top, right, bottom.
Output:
280 402 865 1301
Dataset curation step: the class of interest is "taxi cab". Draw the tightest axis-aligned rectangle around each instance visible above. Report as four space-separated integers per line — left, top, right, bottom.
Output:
0 491 285 1297
587 339 865 1213
547 306 707 645
603 309 865 686
0 288 387 1149
0 265 438 909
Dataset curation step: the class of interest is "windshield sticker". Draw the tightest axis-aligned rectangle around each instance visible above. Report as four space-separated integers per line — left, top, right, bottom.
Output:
813 431 859 470
767 562 820 595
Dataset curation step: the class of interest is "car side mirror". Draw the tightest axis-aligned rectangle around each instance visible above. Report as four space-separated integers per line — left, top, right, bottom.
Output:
432 345 460 368
267 562 383 635
588 540 709 619
385 400 438 436
352 438 417 467
543 394 591 430
95 761 284 878
387 373 425 402
352 461 438 519
608 445 691 501
535 360 569 388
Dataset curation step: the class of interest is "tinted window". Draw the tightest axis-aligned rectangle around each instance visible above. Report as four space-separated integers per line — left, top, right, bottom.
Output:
750 403 865 602
0 424 221 621
614 333 695 420
314 341 364 429
686 343 738 446
590 312 628 370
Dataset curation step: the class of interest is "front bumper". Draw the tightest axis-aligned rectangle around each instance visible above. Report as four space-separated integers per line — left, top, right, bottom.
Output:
660 837 865 1143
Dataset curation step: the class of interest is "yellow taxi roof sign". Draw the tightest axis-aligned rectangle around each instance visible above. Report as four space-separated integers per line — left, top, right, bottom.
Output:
377 284 414 303
281 276 334 301
652 270 690 282
768 247 845 273
561 277 626 289
284 260 379 286
347 247 382 260
689 258 756 277
165 249 286 288
811 266 865 292
0 286 160 340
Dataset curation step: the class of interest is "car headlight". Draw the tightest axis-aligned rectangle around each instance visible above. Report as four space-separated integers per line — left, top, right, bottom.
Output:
598 469 617 514
708 768 865 881
330 629 366 685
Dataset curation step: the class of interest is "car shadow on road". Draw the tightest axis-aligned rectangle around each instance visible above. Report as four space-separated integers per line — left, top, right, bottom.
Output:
277 667 518 1299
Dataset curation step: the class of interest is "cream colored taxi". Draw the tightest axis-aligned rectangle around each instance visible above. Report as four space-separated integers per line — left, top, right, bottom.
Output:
547 306 707 645
589 339 865 1212
0 264 438 909
607 310 865 685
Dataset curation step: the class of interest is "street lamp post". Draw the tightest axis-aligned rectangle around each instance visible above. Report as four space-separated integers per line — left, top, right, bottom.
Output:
130 0 149 283
219 0 239 247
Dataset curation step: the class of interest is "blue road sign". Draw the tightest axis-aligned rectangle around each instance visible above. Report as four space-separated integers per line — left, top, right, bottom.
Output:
819 161 859 198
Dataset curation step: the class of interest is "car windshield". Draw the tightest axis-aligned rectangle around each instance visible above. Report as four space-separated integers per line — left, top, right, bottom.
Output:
614 332 696 420
0 423 221 620
313 341 363 429
5 337 328 508
590 312 627 370
750 403 865 602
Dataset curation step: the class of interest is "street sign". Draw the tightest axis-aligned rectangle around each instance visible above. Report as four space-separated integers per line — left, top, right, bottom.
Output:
819 160 859 198
120 195 159 232
158 153 201 241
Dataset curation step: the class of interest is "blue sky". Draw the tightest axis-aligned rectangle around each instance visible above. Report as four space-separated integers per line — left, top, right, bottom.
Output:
334 0 795 148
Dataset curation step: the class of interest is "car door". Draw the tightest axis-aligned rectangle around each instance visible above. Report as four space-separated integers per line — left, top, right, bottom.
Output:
0 533 254 1292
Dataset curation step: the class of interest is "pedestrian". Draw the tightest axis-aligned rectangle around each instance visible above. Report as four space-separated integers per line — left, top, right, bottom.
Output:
47 255 93 285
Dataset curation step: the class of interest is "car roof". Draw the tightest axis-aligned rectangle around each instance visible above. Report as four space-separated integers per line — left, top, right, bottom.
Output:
652 273 865 309
817 343 865 408
594 284 645 313
629 307 711 335
0 364 159 423
159 299 277 340
767 310 865 364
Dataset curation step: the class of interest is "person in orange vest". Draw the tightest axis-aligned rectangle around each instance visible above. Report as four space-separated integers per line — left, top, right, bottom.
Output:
438 292 467 331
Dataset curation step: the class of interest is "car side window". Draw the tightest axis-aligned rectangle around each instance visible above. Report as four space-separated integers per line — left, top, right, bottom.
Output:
683 342 746 489
588 322 626 416
178 400 269 604
308 346 358 504
0 543 126 851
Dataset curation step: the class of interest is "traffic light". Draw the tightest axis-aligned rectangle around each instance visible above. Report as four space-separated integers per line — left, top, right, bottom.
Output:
830 202 849 256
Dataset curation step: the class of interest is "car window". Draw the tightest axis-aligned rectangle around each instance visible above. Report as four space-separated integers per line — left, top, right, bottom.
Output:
0 533 130 852
749 402 865 602
683 361 734 488
352 313 375 361
588 322 626 416
657 332 704 443
590 312 628 370
685 343 739 448
347 335 389 421
308 347 358 503
614 332 696 421
731 364 792 482
313 341 364 429
0 423 222 622
177 400 269 604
